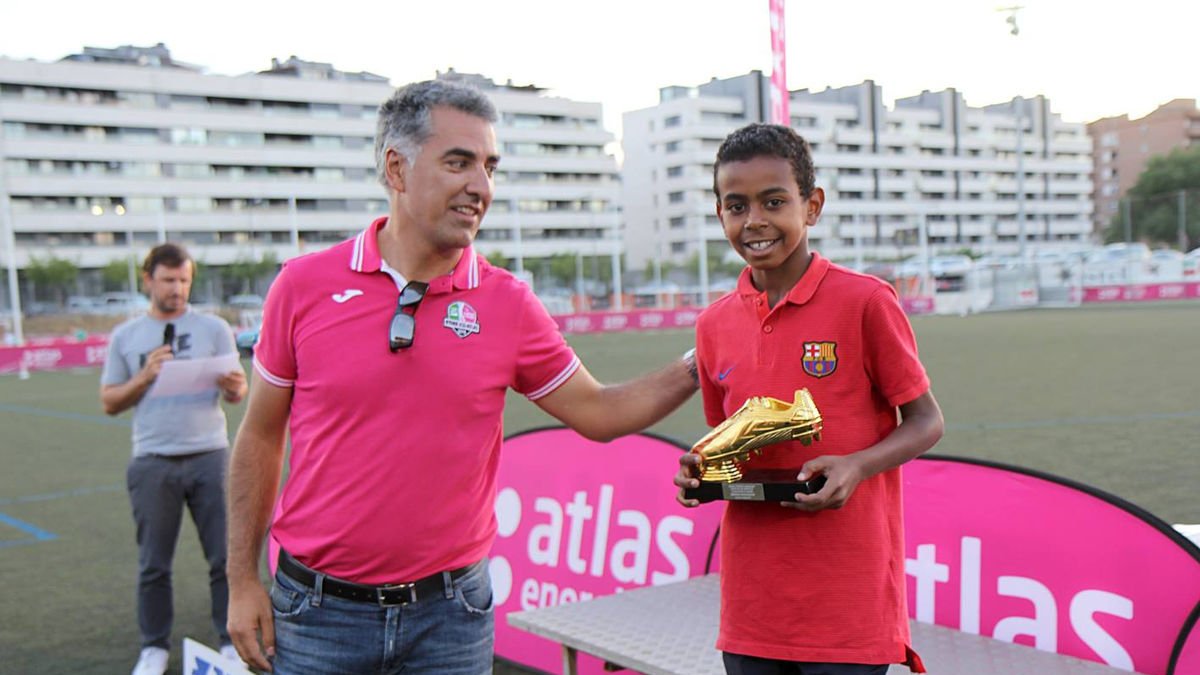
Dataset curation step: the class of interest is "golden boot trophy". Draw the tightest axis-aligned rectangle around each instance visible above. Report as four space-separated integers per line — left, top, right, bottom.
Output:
684 389 826 503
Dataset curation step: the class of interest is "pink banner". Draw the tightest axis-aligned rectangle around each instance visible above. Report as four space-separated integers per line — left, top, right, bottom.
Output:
1082 281 1200 303
554 308 701 334
901 296 936 315
492 429 723 674
903 457 1200 674
1173 607 1200 675
0 335 109 374
768 0 789 124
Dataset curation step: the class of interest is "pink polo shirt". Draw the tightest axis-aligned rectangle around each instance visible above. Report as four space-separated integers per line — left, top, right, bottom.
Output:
254 217 580 584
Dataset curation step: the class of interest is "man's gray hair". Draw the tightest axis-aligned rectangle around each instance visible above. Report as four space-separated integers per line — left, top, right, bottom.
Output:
374 80 498 186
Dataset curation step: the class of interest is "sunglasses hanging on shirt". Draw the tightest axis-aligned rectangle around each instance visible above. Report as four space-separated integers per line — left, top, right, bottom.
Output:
388 281 428 352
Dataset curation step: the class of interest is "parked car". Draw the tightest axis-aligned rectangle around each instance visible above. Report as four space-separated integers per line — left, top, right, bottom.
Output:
97 292 148 315
235 322 260 357
226 294 264 309
66 296 103 314
1185 247 1200 278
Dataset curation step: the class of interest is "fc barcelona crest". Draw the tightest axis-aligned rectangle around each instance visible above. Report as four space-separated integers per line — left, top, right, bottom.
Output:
802 341 837 378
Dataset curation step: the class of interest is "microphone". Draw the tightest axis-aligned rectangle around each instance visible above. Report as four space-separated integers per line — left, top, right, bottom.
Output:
163 323 175 352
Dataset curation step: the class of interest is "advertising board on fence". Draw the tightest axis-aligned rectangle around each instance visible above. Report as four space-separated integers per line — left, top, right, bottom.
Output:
1081 281 1200 304
0 335 109 374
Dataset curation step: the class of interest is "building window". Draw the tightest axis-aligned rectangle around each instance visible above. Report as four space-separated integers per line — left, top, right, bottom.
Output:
668 191 685 204
664 115 682 127
666 166 684 178
664 141 680 153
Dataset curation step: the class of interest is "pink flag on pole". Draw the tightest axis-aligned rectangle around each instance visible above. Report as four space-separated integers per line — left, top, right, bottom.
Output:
769 0 789 124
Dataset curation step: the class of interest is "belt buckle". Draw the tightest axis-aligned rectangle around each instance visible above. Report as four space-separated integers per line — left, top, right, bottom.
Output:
377 582 417 607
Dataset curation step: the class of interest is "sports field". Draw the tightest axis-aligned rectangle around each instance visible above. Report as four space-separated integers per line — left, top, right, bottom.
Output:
1 301 1197 673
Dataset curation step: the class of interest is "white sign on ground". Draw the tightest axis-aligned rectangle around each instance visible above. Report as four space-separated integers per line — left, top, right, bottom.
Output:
182 638 251 675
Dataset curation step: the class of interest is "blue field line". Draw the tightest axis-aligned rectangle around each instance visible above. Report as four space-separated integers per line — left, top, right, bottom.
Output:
946 409 1200 432
0 512 59 548
0 484 124 508
0 402 130 427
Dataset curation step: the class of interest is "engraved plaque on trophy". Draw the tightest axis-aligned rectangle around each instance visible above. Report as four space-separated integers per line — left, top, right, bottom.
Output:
683 389 825 503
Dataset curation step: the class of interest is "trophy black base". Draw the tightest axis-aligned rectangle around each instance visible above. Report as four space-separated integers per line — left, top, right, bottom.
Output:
684 469 827 503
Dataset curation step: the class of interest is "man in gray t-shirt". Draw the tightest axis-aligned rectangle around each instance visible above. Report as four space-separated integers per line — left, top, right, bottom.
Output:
100 243 247 675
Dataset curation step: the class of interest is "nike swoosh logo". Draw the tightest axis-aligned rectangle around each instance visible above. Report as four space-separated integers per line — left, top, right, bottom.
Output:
717 367 735 381
331 289 364 303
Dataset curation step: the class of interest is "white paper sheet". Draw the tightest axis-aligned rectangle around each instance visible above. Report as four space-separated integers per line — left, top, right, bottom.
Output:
146 352 240 399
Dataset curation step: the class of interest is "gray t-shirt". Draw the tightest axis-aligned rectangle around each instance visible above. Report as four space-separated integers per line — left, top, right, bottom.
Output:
101 308 237 457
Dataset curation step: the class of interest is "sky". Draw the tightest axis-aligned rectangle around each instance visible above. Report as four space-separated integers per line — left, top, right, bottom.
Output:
1 0 1196 137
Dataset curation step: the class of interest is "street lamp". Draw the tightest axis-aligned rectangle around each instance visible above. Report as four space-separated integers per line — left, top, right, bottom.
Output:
93 203 138 310
998 6 1027 258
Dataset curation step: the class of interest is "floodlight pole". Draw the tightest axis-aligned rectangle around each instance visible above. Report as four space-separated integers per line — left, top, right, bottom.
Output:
1000 5 1028 258
1179 190 1188 251
0 97 24 345
1015 96 1027 259
697 214 709 307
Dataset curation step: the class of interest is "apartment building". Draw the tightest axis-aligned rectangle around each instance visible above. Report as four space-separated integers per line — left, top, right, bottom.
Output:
0 46 620 296
622 71 1094 270
1088 99 1200 232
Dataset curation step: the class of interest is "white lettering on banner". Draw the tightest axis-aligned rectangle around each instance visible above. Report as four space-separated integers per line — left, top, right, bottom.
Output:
905 536 1135 668
961 536 981 634
1158 284 1185 299
514 484 694 582
652 516 693 585
519 578 594 611
638 313 664 328
565 490 594 574
611 510 651 584
1070 591 1134 669
527 498 563 566
564 317 593 332
21 349 62 369
86 345 107 364
908 544 949 625
673 311 698 325
602 314 628 331
588 485 613 576
993 576 1057 651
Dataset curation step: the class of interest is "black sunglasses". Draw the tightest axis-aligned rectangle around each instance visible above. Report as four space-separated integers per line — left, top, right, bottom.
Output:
388 281 428 352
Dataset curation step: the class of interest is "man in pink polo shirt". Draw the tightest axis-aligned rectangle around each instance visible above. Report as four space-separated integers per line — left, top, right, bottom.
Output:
225 80 699 674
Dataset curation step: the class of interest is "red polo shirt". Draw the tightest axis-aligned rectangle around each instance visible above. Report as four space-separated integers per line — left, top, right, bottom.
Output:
696 252 929 667
254 217 579 583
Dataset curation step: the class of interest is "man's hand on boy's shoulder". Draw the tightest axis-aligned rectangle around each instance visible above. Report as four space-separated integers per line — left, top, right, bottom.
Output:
784 454 868 512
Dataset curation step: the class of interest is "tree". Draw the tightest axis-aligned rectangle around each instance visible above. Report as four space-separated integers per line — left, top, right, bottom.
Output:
685 244 744 281
102 257 136 291
485 250 511 270
25 255 79 305
224 252 279 295
1105 145 1200 250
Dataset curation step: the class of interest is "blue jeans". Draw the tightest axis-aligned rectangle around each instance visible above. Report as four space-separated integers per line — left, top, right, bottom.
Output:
270 558 494 675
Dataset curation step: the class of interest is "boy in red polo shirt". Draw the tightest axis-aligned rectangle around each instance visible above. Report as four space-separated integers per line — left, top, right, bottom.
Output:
675 124 944 675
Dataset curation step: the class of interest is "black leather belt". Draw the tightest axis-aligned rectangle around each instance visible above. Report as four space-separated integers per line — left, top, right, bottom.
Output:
278 549 477 607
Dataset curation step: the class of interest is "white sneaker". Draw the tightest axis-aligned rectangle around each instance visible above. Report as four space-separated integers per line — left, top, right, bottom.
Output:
131 646 169 675
219 644 245 665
